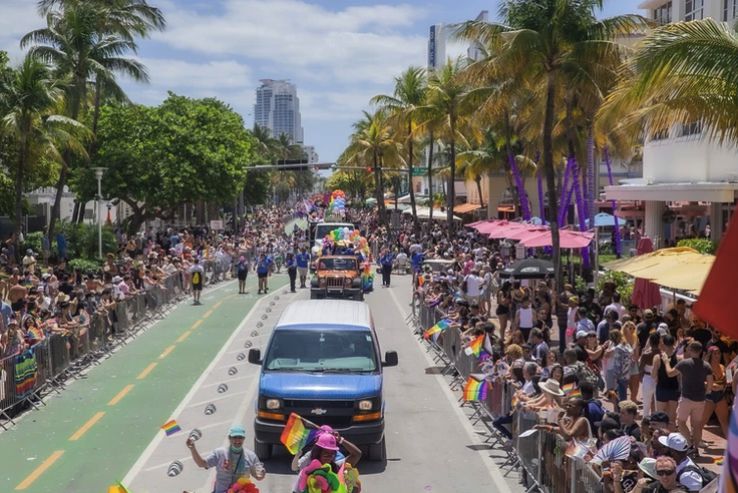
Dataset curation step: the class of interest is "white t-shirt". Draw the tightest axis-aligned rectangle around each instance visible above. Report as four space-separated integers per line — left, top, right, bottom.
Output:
465 274 483 297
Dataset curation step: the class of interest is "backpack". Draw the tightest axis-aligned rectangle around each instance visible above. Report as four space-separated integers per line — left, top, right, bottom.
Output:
677 464 718 488
575 361 600 388
192 271 201 284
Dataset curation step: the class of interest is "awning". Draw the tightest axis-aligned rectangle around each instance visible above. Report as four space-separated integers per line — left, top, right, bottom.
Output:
402 206 461 221
604 247 715 294
605 182 738 202
453 203 482 214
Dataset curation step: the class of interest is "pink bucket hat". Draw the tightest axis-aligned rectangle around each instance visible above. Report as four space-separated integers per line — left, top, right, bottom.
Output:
315 433 339 451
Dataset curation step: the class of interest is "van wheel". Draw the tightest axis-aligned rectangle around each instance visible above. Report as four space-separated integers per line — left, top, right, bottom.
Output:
255 440 272 460
367 437 386 461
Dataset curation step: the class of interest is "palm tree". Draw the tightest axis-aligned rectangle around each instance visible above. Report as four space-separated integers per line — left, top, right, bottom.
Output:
22 0 156 237
416 58 473 229
454 0 647 289
603 18 738 146
251 123 279 160
371 66 427 233
343 111 403 224
0 54 88 241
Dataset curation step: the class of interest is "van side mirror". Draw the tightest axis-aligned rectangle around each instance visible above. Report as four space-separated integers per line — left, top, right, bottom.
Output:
248 348 262 365
383 350 398 367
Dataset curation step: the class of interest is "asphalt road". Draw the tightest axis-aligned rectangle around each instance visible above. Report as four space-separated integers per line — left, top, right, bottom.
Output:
128 273 523 493
0 271 524 493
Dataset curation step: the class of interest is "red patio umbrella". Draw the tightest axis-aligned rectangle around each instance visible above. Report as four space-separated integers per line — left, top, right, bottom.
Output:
469 220 500 235
631 237 663 309
521 229 594 249
488 222 532 239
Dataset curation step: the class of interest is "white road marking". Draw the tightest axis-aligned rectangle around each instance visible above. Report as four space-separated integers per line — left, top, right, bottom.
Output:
387 287 515 493
122 289 274 486
184 390 250 409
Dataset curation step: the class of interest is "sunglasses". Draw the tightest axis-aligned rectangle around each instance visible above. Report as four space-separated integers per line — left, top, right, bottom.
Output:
656 469 675 476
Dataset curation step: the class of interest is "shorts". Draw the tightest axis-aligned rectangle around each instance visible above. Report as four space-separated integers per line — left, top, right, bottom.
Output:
677 397 705 422
656 387 680 403
11 299 24 312
257 272 268 279
298 267 308 277
707 390 725 403
192 282 203 291
237 271 248 281
496 305 509 316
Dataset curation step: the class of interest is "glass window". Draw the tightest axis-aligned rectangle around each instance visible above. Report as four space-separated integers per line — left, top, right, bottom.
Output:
685 0 703 21
654 1 672 24
724 0 738 21
264 329 378 372
681 121 702 136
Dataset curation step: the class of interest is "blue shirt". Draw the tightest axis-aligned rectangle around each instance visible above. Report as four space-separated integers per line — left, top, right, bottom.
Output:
286 257 296 269
379 253 394 268
296 252 310 268
257 257 272 275
0 302 11 327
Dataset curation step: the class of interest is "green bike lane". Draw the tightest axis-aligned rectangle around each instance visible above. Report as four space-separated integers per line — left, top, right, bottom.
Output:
0 274 288 493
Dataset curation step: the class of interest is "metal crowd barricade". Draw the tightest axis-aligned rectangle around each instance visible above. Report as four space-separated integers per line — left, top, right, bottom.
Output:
0 272 195 430
414 291 606 493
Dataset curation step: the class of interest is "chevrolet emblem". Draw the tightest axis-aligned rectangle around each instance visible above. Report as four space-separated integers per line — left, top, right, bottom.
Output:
310 408 328 416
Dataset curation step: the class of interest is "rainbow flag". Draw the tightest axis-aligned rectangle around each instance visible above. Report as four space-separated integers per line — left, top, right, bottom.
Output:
27 326 44 342
423 319 449 340
161 419 182 436
468 335 485 357
562 382 582 398
462 377 488 401
280 413 318 455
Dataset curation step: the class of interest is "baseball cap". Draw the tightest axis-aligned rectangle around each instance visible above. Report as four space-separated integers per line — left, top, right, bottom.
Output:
228 425 247 438
643 309 655 319
576 330 588 339
658 432 689 452
657 323 669 336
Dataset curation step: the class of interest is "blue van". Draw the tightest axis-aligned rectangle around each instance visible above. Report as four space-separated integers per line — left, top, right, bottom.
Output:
248 299 398 461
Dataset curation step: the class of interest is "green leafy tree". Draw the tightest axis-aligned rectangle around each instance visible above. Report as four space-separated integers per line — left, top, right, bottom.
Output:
91 94 259 233
1 54 88 240
21 0 160 237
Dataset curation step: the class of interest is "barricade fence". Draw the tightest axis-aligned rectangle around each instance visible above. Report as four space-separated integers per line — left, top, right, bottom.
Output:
413 299 603 493
0 271 197 430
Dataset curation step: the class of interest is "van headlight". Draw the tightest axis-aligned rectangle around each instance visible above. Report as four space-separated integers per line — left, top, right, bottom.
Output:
358 399 373 411
266 398 282 410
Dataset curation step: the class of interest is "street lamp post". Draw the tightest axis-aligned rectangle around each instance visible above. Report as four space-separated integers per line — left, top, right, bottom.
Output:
92 167 107 258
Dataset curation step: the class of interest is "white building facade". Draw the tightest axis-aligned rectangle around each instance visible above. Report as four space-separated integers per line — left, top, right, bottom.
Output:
605 0 738 246
254 79 304 144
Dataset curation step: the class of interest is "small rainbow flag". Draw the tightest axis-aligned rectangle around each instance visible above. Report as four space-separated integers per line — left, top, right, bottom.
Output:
280 413 318 455
468 334 485 357
161 419 182 436
423 319 449 340
462 377 488 401
562 382 582 398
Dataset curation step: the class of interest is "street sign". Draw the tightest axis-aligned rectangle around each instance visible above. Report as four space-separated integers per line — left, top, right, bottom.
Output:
411 168 426 177
210 220 224 231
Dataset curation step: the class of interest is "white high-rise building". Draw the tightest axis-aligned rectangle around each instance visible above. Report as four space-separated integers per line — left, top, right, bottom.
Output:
254 79 304 144
604 0 738 246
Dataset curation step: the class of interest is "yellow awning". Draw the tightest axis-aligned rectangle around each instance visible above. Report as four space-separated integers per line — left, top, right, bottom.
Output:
453 203 482 214
604 247 714 294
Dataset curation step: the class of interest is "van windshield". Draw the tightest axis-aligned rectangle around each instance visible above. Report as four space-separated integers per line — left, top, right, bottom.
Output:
264 329 377 372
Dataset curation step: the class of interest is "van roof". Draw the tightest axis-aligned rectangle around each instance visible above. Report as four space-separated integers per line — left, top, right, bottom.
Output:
276 300 372 330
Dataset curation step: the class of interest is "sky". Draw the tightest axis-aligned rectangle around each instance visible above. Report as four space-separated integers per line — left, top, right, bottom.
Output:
0 0 644 162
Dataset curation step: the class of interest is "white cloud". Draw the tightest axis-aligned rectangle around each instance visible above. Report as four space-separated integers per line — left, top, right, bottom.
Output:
0 0 45 62
154 0 428 85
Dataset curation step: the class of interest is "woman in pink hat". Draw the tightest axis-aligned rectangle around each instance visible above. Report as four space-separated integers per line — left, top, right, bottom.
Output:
292 431 362 493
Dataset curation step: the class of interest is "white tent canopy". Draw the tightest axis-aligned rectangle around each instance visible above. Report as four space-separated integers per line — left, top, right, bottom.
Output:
402 206 461 221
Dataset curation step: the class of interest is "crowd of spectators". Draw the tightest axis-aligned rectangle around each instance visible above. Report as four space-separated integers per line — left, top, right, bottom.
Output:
0 206 299 360
403 220 732 492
